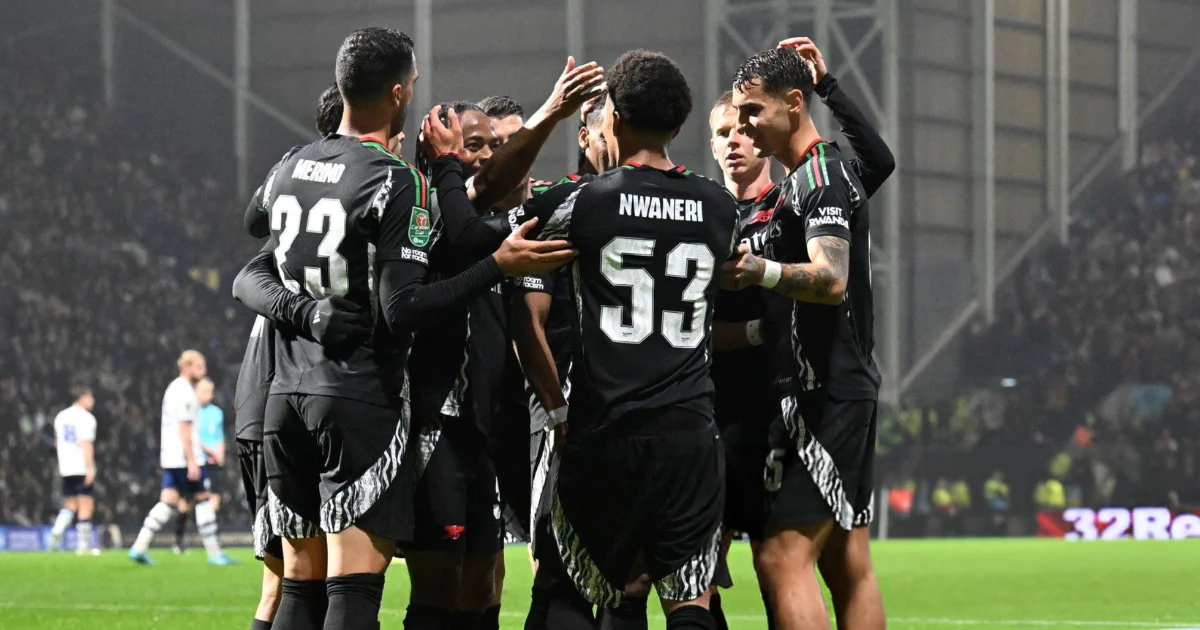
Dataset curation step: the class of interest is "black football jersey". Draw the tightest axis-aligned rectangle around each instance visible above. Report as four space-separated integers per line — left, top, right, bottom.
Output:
407 194 513 435
257 134 435 406
511 164 739 436
763 141 880 401
235 155 295 440
511 174 586 398
712 184 781 430
234 315 274 441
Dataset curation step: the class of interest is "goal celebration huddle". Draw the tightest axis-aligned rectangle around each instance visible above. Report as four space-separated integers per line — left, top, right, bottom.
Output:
159 24 894 630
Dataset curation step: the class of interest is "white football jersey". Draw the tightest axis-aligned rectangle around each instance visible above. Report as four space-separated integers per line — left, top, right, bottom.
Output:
54 405 97 477
160 376 204 468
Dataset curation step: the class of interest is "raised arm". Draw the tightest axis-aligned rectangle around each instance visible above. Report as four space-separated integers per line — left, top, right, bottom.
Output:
781 37 895 197
466 57 605 209
427 152 516 259
375 167 577 333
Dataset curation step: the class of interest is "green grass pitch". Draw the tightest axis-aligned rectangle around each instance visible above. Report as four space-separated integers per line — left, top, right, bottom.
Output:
1 539 1198 629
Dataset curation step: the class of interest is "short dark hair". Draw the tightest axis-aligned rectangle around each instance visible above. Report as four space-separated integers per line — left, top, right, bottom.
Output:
315 83 344 136
437 100 485 125
583 92 607 131
477 95 525 120
733 47 814 105
335 27 415 106
607 50 692 135
70 385 92 401
417 101 486 175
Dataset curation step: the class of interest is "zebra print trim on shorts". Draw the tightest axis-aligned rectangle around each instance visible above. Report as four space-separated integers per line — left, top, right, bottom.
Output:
252 501 273 559
853 491 875 527
267 486 321 539
414 415 443 480
781 395 856 530
550 489 624 609
529 426 559 553
319 399 411 533
654 526 722 603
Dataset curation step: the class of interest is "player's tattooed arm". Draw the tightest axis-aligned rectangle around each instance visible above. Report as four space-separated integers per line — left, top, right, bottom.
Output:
722 236 849 305
772 236 849 304
468 58 605 209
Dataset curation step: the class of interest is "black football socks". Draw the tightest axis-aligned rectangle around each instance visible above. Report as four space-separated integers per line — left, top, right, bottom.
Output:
273 578 327 630
598 593 648 630
324 573 385 630
665 605 717 630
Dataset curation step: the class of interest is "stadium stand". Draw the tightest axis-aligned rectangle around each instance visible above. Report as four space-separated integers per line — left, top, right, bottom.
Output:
878 93 1200 535
1 63 1197 540
0 67 253 532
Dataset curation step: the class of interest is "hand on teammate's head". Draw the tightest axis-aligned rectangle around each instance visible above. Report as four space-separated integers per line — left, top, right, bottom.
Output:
421 105 464 159
778 37 827 83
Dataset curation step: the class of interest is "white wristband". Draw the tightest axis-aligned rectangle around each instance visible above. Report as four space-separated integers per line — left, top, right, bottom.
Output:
745 319 764 346
759 260 782 289
547 405 569 429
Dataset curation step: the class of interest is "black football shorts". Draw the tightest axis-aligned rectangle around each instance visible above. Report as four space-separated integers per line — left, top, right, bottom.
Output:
238 439 282 560
763 390 877 533
407 415 503 556
544 407 725 608
263 393 415 542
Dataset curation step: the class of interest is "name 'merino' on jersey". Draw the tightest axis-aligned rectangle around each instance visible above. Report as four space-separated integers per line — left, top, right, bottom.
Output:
763 141 880 401
256 135 437 406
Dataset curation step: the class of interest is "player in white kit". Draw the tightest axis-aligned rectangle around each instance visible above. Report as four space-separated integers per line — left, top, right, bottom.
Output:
48 386 99 555
128 350 235 565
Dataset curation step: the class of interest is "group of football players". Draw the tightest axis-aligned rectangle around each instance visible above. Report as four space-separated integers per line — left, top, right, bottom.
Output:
227 23 893 630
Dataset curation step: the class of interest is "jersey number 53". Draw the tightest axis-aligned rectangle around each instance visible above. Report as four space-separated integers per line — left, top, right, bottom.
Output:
599 237 714 349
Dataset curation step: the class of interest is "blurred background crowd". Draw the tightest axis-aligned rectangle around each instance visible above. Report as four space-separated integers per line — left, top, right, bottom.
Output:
879 92 1200 536
0 66 256 531
1 61 1199 539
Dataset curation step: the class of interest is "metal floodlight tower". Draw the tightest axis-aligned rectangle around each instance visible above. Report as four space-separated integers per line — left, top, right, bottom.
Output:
704 0 902 405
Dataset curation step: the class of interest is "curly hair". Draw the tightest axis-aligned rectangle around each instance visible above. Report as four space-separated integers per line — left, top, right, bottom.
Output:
315 83 343 136
607 50 692 135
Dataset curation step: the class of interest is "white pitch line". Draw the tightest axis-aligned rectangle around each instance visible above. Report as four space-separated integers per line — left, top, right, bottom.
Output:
1 602 1196 628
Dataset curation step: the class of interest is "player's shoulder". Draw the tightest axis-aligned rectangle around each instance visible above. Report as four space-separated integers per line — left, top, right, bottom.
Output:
533 172 593 197
166 377 194 396
789 141 857 195
682 168 738 205
522 173 593 213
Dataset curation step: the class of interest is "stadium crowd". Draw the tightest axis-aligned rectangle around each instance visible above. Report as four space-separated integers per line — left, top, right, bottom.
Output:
0 67 254 532
2 64 1198 540
880 93 1200 533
